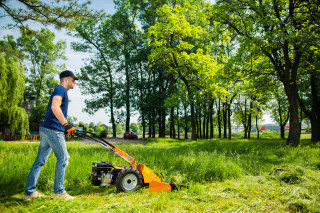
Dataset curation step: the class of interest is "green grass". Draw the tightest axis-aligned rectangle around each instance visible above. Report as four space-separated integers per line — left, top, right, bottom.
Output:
0 136 320 212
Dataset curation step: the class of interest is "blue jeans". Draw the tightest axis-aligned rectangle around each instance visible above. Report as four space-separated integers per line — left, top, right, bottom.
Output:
25 127 68 195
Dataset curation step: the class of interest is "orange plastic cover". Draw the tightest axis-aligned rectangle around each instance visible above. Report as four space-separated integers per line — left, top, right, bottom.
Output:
137 164 161 183
149 180 171 192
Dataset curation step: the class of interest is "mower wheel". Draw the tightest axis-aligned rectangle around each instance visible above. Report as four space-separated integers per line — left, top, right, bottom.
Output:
115 167 143 192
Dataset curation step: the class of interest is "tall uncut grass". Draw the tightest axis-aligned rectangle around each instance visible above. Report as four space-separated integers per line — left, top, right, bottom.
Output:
0 135 320 212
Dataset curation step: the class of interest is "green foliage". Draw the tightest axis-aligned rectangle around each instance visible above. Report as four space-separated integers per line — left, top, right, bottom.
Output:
0 45 29 135
148 2 222 96
83 125 89 131
89 122 95 129
130 123 139 133
67 116 78 126
0 0 96 30
212 0 320 146
95 126 107 138
116 124 123 134
17 27 66 122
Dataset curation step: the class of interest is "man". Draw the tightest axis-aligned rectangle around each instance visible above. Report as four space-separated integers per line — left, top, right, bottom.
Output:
24 70 79 201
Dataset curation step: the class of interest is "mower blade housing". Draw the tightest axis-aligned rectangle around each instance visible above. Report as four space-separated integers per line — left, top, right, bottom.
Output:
137 164 171 192
149 180 171 192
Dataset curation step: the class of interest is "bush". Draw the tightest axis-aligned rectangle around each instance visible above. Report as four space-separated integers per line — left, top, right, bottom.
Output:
100 130 107 138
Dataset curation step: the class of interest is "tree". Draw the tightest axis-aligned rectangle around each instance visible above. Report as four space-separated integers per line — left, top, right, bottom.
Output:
116 124 123 135
268 87 290 139
0 37 29 135
109 8 139 133
89 122 95 129
78 121 85 127
213 0 320 147
148 2 221 141
297 46 320 142
71 17 118 137
130 123 139 133
67 116 77 126
17 27 67 122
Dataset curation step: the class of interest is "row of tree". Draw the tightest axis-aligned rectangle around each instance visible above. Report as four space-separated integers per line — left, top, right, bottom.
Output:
70 0 319 147
0 0 319 147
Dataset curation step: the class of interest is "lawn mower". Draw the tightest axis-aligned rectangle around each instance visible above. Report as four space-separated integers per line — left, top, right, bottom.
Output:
74 130 173 193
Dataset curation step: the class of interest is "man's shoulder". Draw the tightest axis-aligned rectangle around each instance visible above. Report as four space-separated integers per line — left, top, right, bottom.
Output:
52 86 67 96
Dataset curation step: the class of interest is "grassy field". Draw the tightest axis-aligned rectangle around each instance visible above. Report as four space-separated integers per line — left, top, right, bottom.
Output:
0 134 319 212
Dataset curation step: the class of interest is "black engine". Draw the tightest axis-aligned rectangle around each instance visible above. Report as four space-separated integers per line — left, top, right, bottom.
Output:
91 161 113 186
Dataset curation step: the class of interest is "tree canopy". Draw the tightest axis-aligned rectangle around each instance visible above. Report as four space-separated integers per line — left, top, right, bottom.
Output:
0 37 28 134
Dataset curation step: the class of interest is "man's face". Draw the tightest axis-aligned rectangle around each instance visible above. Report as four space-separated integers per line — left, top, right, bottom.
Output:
68 77 76 89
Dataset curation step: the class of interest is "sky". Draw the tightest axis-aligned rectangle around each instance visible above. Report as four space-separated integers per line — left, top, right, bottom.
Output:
0 0 274 125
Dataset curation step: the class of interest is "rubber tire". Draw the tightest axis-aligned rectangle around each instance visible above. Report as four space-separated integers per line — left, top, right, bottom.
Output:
115 167 143 192
110 166 128 184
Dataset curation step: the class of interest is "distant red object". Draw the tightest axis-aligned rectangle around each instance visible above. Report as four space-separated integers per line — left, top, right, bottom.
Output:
123 132 138 139
286 126 290 130
261 126 266 131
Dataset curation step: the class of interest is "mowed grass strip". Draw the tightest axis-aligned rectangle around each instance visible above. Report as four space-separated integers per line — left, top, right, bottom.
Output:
0 136 319 212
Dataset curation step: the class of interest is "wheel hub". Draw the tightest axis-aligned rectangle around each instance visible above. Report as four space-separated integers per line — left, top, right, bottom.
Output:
122 174 138 191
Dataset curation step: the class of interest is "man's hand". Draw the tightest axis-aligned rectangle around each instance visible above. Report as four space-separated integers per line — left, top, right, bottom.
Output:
64 123 76 135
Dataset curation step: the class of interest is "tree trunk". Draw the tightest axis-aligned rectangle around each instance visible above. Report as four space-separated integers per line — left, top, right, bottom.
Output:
158 107 163 137
284 82 300 147
199 108 202 138
190 102 197 141
148 118 152 138
161 107 166 137
228 104 232 140
255 114 259 139
217 99 221 138
173 109 176 139
177 107 180 139
170 107 174 138
244 125 248 139
248 117 251 139
125 53 130 133
209 99 214 138
184 104 188 139
158 105 166 138
206 107 209 139
152 114 156 138
223 103 227 138
196 108 199 138
310 72 320 142
110 99 116 137
142 113 145 138
148 108 152 138
310 117 320 142
298 71 320 142
280 124 285 139
203 105 206 139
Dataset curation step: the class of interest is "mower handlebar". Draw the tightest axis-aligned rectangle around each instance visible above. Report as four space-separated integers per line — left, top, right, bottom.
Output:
72 130 136 168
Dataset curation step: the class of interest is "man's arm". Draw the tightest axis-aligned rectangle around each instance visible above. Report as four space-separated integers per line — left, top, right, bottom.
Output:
51 95 68 126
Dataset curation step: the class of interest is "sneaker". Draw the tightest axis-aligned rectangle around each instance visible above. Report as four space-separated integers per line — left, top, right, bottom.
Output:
53 191 75 200
24 191 45 201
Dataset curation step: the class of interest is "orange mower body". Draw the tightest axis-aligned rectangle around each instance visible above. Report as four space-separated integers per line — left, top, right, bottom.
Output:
75 131 172 193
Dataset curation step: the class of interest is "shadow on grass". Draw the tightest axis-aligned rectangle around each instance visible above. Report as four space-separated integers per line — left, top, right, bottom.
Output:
67 184 117 196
